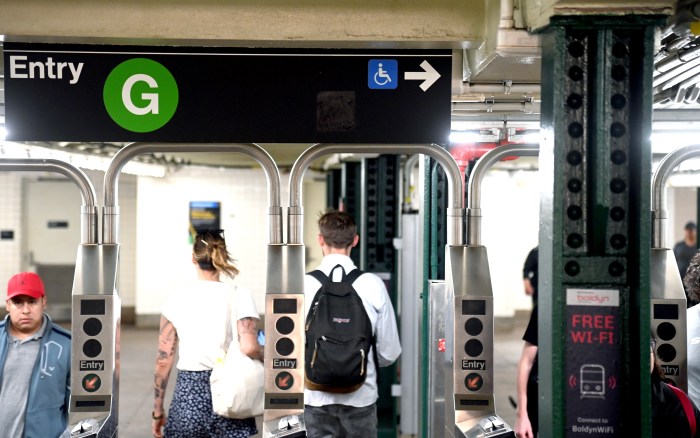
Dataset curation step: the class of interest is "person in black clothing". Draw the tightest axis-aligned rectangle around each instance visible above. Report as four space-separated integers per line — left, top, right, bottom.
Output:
514 306 538 438
651 337 700 438
674 221 698 306
523 247 538 305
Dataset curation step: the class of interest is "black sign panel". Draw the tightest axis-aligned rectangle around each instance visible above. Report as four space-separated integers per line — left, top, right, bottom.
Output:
565 289 620 436
3 42 451 143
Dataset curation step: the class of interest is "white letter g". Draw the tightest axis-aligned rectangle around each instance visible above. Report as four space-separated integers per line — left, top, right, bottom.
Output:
122 74 159 115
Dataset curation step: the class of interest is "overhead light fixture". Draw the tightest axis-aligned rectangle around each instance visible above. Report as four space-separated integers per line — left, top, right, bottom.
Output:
449 131 481 143
0 141 167 177
650 131 700 154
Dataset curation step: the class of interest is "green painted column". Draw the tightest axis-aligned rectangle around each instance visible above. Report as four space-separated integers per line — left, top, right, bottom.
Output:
538 16 663 437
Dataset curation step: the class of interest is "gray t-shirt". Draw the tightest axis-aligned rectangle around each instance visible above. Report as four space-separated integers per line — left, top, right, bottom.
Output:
0 315 46 438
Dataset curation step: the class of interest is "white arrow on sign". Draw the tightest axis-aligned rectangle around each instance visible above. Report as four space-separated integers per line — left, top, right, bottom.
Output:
404 60 441 92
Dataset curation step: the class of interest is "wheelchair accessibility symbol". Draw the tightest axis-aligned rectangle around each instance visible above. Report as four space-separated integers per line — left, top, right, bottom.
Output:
368 59 398 89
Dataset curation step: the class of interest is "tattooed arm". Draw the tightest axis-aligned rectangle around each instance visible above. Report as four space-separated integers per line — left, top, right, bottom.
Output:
153 316 178 437
237 317 264 361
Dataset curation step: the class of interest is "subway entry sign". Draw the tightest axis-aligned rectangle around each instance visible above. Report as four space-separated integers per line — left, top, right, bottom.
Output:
3 42 451 143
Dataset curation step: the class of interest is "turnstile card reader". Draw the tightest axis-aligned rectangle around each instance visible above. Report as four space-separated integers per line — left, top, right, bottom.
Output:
264 294 305 411
263 244 307 438
651 248 688 390
67 244 120 437
446 245 514 438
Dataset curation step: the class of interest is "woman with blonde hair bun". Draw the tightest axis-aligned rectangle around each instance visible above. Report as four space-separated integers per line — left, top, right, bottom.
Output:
152 229 263 438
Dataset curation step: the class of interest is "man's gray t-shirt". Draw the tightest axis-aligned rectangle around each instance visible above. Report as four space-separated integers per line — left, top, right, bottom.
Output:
0 316 46 438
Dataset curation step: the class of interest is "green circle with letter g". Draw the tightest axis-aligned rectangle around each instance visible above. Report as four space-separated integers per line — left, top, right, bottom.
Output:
103 58 178 133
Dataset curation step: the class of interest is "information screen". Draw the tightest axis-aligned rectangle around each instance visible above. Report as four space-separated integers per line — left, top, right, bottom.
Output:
81 299 106 316
654 303 679 320
462 300 486 316
273 298 297 314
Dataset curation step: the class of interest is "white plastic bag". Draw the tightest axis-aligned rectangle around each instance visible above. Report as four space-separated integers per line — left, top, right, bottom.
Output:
210 341 264 419
210 287 264 419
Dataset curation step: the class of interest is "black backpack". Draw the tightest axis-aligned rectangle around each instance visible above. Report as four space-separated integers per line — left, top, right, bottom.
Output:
305 264 377 393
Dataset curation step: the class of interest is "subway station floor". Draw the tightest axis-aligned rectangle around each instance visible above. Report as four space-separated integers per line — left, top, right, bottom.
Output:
118 316 528 437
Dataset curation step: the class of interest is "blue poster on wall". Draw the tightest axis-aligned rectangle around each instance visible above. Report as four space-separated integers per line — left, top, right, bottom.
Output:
189 201 221 240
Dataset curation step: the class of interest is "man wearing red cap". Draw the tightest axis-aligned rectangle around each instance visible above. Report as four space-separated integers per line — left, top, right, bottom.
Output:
0 272 71 438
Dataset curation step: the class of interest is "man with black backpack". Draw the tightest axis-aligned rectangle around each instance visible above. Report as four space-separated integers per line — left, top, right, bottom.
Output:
303 210 401 438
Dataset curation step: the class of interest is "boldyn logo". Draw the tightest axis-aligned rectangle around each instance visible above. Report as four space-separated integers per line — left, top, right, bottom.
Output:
103 58 178 133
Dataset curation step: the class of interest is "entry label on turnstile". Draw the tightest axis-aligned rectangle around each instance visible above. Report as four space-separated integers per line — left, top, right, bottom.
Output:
462 359 486 371
273 358 297 369
565 288 620 436
80 360 105 371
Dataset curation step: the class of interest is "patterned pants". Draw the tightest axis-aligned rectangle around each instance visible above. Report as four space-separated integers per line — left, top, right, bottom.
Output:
164 369 257 438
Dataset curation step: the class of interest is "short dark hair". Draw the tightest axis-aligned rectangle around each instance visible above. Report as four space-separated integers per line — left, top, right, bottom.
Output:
318 210 356 249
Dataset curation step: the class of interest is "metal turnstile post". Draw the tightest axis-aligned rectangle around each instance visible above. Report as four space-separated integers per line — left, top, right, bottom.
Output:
66 244 121 437
262 244 307 437
445 245 514 438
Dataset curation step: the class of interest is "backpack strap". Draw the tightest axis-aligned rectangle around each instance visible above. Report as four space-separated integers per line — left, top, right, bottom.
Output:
669 384 697 436
307 270 329 285
340 267 381 385
344 267 363 284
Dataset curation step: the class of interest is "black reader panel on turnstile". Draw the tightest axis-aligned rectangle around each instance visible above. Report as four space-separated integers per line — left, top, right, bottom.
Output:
265 295 304 410
71 296 114 413
454 297 494 410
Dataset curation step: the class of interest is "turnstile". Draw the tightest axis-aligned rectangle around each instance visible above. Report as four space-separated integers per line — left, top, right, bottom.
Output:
67 244 120 437
262 244 307 437
445 245 514 438
649 144 700 391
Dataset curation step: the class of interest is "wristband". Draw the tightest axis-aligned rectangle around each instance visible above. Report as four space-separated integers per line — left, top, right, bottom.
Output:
152 411 164 420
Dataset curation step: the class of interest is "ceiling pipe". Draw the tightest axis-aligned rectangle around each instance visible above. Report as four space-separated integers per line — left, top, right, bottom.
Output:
499 0 515 28
653 56 700 87
654 44 700 75
465 83 540 94
655 61 700 92
452 100 541 114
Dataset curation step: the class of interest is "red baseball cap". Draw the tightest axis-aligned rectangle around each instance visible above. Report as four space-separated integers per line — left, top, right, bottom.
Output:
6 272 45 300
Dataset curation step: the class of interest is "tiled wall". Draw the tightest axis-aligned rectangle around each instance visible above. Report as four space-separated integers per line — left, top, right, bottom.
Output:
135 166 292 322
0 173 23 285
0 170 138 309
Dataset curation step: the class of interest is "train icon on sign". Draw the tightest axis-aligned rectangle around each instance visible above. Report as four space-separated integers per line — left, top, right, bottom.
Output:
580 364 605 399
